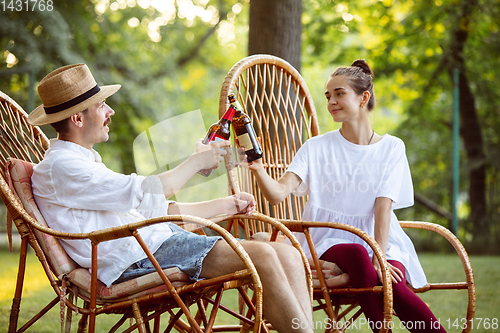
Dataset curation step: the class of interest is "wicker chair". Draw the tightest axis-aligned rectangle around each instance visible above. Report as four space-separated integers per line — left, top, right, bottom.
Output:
0 90 269 333
219 54 476 333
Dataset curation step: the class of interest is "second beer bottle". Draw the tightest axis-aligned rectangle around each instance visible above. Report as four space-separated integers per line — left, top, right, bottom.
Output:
197 106 236 176
228 94 263 163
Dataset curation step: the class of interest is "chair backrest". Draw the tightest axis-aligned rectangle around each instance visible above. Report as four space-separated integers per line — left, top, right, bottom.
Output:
220 55 320 221
6 158 80 276
0 91 79 277
0 91 48 176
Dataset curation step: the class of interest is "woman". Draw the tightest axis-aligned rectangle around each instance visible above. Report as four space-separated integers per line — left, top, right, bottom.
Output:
244 60 446 332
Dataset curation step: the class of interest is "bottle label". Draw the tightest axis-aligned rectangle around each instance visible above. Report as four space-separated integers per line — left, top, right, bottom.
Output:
207 133 226 144
237 132 254 150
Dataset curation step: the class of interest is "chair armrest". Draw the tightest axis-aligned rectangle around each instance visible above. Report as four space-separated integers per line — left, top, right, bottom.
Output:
279 220 391 288
399 221 476 333
279 219 393 331
210 212 313 298
399 221 474 284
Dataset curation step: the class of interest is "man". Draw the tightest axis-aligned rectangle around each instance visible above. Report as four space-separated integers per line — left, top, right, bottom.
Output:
28 64 313 332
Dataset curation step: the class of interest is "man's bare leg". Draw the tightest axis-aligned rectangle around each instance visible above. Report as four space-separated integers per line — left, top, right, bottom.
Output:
264 242 313 323
200 241 313 333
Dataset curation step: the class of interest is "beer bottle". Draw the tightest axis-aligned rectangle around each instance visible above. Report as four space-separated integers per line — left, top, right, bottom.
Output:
228 94 263 163
197 106 235 176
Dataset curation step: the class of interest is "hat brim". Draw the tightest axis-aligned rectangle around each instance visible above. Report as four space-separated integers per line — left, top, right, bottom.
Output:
28 84 121 126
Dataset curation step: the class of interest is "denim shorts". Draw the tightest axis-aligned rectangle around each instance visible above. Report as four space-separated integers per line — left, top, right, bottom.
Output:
114 224 221 284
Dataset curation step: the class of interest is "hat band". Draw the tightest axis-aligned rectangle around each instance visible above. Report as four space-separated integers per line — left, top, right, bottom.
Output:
44 85 101 114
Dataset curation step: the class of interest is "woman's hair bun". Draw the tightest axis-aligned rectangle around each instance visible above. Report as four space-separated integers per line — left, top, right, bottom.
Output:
351 59 373 76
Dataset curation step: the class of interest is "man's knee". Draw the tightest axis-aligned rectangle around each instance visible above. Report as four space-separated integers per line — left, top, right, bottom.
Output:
250 240 302 266
270 243 305 273
249 231 287 243
283 244 302 263
245 241 277 258
244 241 287 270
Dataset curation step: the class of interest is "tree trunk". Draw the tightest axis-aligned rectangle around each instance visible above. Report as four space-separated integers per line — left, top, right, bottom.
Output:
447 0 488 239
248 0 302 72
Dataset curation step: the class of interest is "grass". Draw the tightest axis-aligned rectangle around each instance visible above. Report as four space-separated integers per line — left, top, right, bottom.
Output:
1 250 499 332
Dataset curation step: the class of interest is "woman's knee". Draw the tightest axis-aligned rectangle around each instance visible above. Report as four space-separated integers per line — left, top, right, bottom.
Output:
347 243 370 259
323 243 370 263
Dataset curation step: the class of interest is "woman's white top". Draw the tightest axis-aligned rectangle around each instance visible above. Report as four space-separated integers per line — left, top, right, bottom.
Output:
287 130 427 288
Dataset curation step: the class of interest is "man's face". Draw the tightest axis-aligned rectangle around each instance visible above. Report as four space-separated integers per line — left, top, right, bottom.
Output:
82 100 115 146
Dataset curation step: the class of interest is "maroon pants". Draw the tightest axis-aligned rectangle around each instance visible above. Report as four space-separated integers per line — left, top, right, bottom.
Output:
320 243 446 333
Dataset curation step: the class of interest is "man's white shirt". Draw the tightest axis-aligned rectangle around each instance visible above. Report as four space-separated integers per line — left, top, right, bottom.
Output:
32 139 174 287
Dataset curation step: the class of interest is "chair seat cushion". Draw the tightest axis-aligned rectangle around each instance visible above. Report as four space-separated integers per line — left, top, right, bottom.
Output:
68 267 191 301
7 158 193 301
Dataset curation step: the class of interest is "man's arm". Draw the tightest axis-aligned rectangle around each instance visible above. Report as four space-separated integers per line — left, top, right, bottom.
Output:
168 192 255 218
157 139 230 198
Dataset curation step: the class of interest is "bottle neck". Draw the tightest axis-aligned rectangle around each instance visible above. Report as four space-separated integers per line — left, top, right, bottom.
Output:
228 94 237 105
228 95 244 113
222 106 236 121
231 100 245 113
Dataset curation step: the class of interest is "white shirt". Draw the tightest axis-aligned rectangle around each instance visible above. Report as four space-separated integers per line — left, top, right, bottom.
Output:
32 139 174 287
287 130 427 288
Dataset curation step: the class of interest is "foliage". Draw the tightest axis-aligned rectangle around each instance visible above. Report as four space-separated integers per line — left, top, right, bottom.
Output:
1 0 499 250
1 0 249 174
301 0 500 251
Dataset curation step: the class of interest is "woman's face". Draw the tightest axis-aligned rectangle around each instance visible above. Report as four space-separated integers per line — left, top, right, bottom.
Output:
325 75 366 123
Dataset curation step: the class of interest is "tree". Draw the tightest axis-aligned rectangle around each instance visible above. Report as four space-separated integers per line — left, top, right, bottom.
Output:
445 0 487 241
248 0 302 71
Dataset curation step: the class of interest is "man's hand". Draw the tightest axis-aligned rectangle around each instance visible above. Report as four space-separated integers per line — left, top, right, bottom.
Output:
224 192 256 216
194 138 230 170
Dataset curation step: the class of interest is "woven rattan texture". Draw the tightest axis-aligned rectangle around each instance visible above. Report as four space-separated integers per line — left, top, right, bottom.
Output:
0 91 48 179
220 55 319 223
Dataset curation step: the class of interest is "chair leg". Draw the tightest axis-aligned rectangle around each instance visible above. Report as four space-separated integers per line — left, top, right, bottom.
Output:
77 301 89 333
8 297 21 333
108 314 128 333
8 236 28 333
153 316 160 333
17 297 59 332
165 309 184 333
145 319 152 333
239 322 253 333
196 299 209 328
64 292 73 333
205 286 224 332
132 301 147 333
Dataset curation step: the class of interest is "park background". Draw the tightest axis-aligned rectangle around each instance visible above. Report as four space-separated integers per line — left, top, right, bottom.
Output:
1 0 499 332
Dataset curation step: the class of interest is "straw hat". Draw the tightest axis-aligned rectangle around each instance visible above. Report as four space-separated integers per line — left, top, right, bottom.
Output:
28 64 121 126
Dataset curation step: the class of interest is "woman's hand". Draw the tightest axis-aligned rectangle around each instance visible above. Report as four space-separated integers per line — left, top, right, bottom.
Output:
238 147 264 171
372 256 403 284
237 137 264 172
